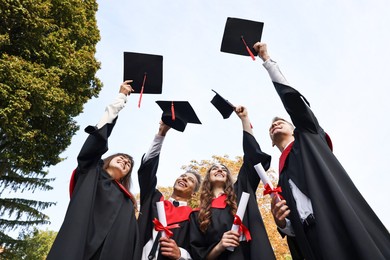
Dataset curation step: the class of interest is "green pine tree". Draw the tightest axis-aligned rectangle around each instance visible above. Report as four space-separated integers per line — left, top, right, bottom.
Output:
0 0 102 252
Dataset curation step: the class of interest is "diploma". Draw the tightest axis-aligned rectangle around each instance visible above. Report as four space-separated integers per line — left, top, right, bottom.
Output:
227 192 250 252
254 162 281 202
156 201 167 238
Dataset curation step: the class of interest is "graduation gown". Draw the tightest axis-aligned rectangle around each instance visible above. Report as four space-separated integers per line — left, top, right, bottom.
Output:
189 131 276 260
274 81 390 259
138 154 193 260
48 120 141 260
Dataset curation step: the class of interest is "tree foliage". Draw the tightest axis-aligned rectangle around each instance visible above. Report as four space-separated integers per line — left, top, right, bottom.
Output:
0 0 102 249
0 228 57 259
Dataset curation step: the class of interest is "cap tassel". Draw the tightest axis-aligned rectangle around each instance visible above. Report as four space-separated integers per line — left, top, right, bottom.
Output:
171 101 175 121
138 73 147 108
241 36 256 61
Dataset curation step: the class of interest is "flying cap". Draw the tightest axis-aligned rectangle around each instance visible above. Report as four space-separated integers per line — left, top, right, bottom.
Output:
210 89 235 119
124 52 163 107
220 17 264 60
156 101 202 132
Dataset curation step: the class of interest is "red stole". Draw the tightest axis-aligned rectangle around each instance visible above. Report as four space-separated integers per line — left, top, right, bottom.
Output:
212 194 227 208
162 198 193 225
279 141 294 174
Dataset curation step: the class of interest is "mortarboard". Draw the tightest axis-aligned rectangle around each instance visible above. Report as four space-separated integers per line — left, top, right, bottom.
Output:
123 52 163 107
220 17 264 60
156 101 202 132
210 89 236 119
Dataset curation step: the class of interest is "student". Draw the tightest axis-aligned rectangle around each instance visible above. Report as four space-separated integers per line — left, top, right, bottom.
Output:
254 42 390 259
189 106 275 260
137 102 202 260
48 81 141 259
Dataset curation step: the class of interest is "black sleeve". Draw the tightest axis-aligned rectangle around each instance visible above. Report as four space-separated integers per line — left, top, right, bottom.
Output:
76 119 117 174
189 212 218 260
235 131 271 193
137 154 160 206
273 81 322 134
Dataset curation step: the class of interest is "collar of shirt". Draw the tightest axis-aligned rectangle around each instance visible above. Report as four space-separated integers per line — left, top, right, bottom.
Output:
168 197 187 207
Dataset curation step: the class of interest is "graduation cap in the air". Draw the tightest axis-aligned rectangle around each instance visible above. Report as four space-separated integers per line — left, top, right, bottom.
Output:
210 89 236 119
156 101 202 132
220 17 264 61
123 52 163 107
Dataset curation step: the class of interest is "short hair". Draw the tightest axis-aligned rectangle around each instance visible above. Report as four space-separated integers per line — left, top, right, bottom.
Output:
185 170 202 192
271 116 294 126
270 116 295 132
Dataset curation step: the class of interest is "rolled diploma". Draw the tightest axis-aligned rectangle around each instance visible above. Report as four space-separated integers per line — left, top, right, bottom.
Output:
227 191 250 251
156 201 167 238
254 162 280 202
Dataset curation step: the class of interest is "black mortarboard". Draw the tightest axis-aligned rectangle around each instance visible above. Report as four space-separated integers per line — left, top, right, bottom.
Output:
156 101 202 132
210 89 236 119
220 17 264 60
124 52 163 107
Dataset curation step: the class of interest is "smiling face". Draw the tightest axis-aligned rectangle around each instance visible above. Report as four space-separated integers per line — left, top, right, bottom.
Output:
107 155 133 181
209 164 229 185
173 172 199 199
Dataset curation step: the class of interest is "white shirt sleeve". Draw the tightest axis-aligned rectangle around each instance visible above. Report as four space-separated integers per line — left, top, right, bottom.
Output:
178 247 192 260
142 135 165 162
262 59 290 85
277 218 295 237
96 93 127 129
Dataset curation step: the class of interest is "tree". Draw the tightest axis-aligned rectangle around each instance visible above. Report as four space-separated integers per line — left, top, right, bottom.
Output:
0 0 102 249
0 228 57 260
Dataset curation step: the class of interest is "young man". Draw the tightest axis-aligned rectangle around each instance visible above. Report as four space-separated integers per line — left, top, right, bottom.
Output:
254 42 390 259
137 121 201 260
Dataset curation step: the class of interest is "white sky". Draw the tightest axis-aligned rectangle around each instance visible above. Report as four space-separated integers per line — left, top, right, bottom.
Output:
14 0 390 232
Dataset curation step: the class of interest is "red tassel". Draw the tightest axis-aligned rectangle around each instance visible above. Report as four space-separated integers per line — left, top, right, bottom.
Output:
171 101 175 120
241 36 256 61
138 73 147 108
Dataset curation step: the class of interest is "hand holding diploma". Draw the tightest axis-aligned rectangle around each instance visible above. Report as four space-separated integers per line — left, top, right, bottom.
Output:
227 192 251 251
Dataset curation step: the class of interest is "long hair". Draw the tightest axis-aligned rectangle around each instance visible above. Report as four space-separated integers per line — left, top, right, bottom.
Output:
103 153 137 210
198 164 237 233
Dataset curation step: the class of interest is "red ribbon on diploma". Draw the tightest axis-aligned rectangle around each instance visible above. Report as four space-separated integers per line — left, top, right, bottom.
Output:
152 218 180 238
233 215 251 241
263 183 284 200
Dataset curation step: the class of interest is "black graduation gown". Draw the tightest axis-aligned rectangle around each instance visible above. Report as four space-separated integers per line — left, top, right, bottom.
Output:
48 120 141 260
138 154 193 260
273 81 390 260
189 131 276 260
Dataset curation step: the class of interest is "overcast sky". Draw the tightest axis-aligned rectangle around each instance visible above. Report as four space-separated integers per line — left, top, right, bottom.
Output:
15 0 390 232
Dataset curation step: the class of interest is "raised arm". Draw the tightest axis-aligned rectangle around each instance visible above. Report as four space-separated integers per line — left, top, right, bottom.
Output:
254 42 323 133
253 42 289 86
142 121 171 163
77 81 134 172
138 121 171 205
234 105 253 135
96 80 133 129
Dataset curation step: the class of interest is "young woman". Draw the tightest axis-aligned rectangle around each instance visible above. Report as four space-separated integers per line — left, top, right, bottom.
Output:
48 81 141 260
189 106 276 260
